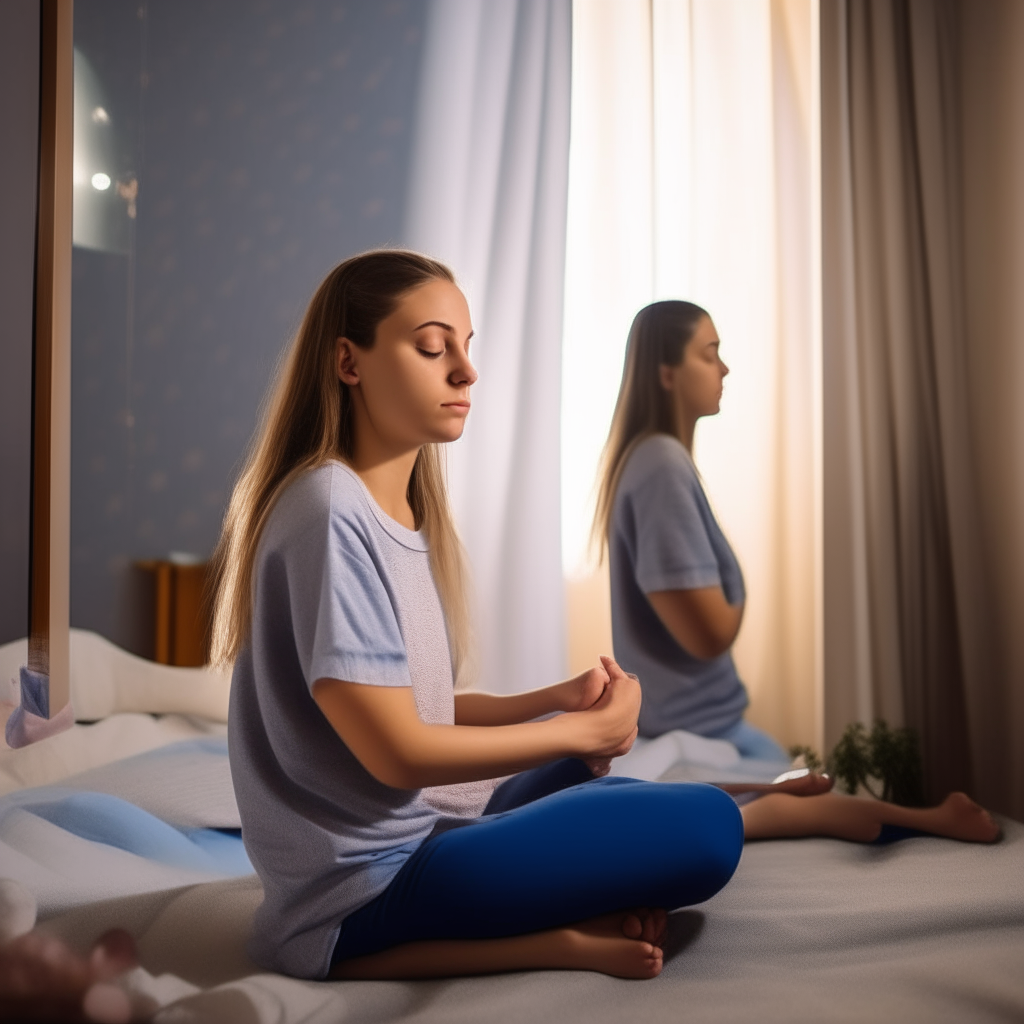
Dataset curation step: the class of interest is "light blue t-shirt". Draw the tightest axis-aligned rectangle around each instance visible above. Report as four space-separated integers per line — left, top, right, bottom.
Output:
228 462 495 979
609 434 749 738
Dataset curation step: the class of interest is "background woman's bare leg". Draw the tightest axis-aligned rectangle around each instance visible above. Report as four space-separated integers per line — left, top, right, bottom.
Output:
741 791 1000 843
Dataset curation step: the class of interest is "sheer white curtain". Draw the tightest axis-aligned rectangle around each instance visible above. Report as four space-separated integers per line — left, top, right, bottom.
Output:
562 0 821 749
404 0 571 695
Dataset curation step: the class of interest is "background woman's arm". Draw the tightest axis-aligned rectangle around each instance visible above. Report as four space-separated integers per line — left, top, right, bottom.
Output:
646 586 744 659
312 659 638 788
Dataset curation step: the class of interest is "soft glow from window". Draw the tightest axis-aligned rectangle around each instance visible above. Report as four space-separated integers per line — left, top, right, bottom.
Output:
91 172 111 191
561 0 821 747
91 106 110 124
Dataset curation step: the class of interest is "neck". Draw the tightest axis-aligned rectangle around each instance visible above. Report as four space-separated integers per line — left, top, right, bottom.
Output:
348 404 420 529
673 397 697 454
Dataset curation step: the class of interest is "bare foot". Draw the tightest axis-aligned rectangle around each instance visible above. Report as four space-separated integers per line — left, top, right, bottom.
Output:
718 771 834 800
930 792 1001 843
0 928 137 1023
558 909 665 979
621 907 668 947
770 771 835 797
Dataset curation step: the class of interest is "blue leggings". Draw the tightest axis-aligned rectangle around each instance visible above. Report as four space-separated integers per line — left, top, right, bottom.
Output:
331 760 744 965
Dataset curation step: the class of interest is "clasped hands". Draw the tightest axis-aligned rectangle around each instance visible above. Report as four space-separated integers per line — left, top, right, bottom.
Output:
557 655 641 778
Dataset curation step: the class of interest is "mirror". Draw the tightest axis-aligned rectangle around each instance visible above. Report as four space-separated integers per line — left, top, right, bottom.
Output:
71 0 427 660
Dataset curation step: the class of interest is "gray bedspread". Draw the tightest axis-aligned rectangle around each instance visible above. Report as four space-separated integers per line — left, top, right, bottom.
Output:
42 819 1024 1023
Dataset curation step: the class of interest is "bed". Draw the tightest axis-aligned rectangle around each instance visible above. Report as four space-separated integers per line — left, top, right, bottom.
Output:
2 631 1023 1023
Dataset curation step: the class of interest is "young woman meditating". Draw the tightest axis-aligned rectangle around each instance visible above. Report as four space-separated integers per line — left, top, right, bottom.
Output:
208 250 753 983
591 299 999 846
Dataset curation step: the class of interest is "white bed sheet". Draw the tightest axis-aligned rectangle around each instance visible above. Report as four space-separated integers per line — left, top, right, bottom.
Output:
40 822 1024 1024
0 640 1020 1023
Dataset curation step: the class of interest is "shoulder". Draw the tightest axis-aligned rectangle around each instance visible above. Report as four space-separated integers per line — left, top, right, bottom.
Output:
264 462 377 550
618 433 697 494
271 460 360 518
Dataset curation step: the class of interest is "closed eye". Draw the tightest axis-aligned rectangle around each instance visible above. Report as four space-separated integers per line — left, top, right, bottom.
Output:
417 347 444 359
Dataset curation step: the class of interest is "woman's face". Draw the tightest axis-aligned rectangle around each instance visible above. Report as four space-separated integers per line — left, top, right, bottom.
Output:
337 278 477 451
659 314 729 421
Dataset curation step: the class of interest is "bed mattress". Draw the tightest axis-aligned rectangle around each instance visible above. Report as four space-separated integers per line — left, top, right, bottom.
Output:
1 632 1021 1023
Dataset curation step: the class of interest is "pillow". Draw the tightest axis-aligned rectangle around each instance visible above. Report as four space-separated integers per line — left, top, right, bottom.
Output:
0 629 230 723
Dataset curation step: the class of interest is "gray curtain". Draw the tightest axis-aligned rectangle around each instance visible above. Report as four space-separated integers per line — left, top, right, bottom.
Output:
821 0 1002 805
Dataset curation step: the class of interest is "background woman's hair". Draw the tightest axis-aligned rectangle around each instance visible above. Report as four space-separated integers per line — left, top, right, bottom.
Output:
590 299 709 561
207 248 476 687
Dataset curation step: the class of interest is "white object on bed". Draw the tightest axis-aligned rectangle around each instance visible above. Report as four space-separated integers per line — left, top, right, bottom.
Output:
0 630 230 724
609 728 743 780
0 713 226 796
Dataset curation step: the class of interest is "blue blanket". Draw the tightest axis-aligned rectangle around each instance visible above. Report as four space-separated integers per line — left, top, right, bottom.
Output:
0 786 251 876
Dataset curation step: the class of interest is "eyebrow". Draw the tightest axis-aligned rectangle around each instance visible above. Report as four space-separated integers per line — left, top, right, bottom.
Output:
413 320 474 341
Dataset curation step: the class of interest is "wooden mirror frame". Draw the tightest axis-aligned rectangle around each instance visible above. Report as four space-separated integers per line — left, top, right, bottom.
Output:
29 0 73 717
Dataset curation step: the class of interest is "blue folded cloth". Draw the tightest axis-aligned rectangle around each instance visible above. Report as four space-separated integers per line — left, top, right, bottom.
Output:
0 787 251 876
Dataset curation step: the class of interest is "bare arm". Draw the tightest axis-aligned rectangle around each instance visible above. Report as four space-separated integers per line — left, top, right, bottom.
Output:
646 586 744 660
312 658 639 789
454 666 610 726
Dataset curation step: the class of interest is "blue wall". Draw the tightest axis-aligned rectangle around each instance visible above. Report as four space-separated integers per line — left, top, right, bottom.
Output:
0 1 39 645
71 0 427 654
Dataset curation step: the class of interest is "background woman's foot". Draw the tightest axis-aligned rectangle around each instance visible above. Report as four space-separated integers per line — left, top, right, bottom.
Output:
720 771 835 800
769 771 835 797
559 909 666 979
931 793 1001 843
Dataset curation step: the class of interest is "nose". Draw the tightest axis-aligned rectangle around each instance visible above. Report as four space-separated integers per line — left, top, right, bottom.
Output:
721 358 730 378
450 349 478 387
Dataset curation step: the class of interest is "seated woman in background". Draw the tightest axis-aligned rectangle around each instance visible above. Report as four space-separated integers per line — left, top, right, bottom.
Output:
592 300 999 846
593 299 787 765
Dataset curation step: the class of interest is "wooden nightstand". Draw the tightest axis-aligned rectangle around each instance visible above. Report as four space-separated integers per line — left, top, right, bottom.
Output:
135 556 209 666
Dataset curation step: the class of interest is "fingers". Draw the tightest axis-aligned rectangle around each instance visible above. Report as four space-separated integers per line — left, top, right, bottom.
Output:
82 982 133 1024
0 932 92 997
598 656 638 685
0 928 138 1024
89 931 137 981
598 658 641 704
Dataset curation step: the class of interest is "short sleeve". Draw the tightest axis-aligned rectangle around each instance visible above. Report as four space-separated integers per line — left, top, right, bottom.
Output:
626 461 722 595
276 480 412 692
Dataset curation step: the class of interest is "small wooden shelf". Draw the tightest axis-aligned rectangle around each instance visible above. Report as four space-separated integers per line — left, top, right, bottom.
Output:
135 559 209 666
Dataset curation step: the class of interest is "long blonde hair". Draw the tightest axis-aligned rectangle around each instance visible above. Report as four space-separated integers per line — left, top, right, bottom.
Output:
207 249 475 686
591 300 708 561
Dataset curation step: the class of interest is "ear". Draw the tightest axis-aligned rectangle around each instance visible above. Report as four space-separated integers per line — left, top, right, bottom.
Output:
336 337 360 386
657 363 676 393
